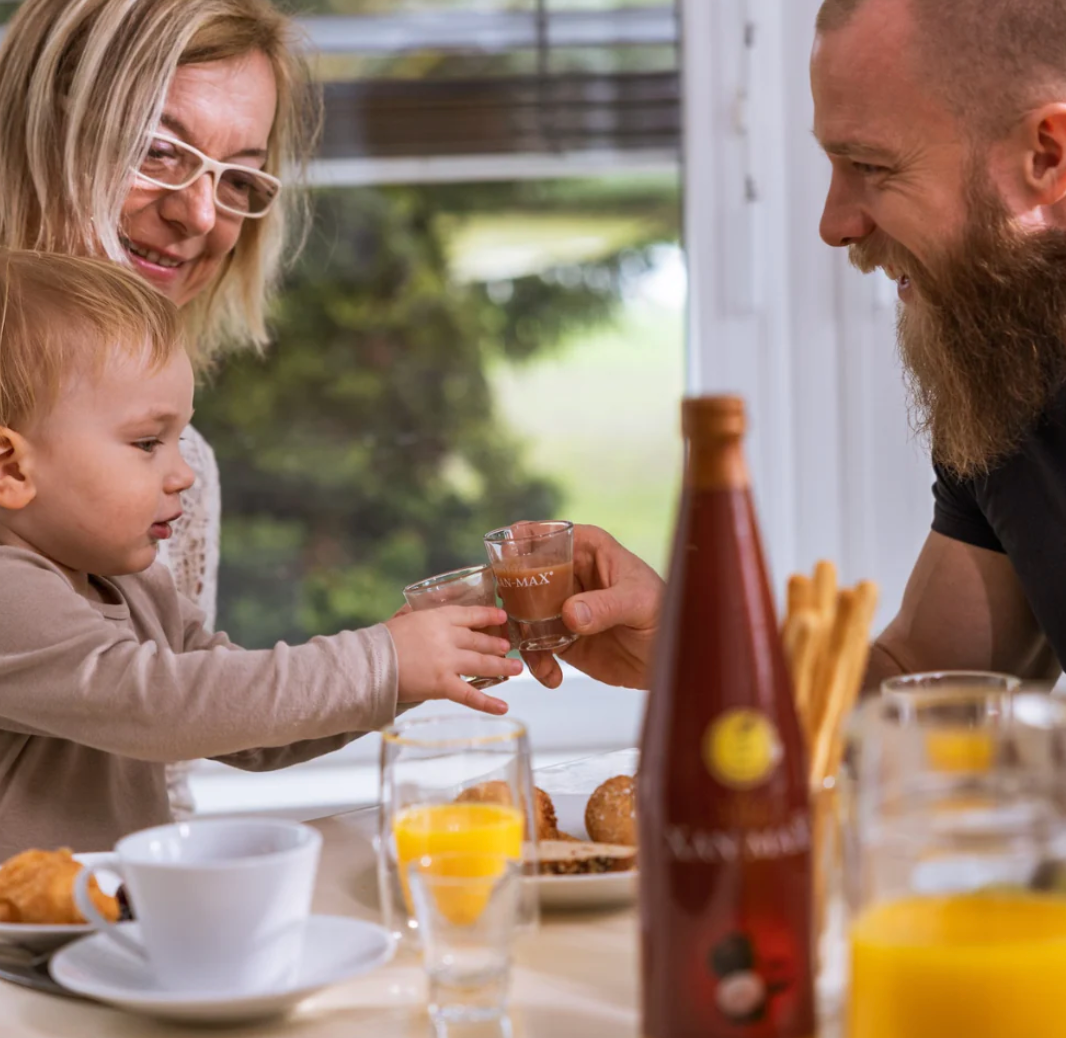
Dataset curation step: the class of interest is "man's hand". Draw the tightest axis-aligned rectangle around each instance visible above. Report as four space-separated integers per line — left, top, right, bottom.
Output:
523 524 663 691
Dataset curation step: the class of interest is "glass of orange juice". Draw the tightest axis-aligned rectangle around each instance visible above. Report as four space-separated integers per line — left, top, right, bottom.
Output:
881 672 1020 774
378 714 538 945
840 689 1066 1038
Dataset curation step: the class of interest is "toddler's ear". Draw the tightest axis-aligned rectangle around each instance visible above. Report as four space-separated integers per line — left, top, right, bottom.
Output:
0 428 36 510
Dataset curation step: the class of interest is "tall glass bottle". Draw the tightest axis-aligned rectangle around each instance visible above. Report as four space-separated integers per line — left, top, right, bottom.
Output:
639 396 814 1038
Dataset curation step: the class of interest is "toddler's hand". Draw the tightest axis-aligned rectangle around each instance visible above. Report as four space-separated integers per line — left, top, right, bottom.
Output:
385 606 520 715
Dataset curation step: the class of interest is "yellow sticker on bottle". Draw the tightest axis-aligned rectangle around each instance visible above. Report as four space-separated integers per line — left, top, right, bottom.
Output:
704 709 783 789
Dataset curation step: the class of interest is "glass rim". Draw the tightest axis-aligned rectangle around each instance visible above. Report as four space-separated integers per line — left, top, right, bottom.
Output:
403 564 493 596
881 670 1022 694
484 520 573 545
381 714 528 748
852 688 1066 729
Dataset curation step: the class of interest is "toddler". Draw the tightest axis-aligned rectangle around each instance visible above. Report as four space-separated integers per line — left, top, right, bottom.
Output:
0 250 520 858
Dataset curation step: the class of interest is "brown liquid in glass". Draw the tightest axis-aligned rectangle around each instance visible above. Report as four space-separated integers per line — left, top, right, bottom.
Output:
638 399 815 1038
493 561 574 621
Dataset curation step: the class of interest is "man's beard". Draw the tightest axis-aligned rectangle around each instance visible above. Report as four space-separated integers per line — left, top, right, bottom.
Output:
850 176 1066 478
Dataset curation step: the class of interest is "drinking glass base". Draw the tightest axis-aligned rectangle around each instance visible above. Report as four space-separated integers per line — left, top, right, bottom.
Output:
432 1014 513 1038
428 959 510 1027
512 617 578 654
519 634 578 653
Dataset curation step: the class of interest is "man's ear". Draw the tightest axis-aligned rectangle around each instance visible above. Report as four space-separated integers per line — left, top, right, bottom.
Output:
0 427 36 510
1020 104 1066 207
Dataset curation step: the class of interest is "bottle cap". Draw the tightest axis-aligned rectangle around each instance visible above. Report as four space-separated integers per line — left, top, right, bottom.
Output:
682 395 747 440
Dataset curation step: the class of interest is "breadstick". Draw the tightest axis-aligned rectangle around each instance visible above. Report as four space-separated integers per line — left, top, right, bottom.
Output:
813 560 837 621
811 587 877 783
810 781 836 975
787 611 821 741
782 611 804 662
807 588 851 749
804 562 837 733
787 574 815 625
822 581 879 778
810 589 860 781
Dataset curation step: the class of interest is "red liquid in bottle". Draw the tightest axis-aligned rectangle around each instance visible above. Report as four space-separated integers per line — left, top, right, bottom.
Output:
638 396 815 1038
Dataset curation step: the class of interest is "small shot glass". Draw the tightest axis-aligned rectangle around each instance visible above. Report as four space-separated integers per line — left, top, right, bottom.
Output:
408 853 522 1033
403 565 511 691
484 521 577 654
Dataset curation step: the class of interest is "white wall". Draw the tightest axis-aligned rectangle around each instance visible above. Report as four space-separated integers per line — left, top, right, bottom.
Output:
681 0 931 631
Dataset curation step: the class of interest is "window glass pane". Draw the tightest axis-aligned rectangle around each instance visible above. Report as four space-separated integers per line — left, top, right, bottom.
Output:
296 1 672 11
549 0 674 7
295 1 534 13
314 50 541 82
548 43 676 74
195 175 682 648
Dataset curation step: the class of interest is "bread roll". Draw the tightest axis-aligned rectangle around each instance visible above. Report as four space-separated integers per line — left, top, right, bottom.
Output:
455 780 559 841
585 775 636 847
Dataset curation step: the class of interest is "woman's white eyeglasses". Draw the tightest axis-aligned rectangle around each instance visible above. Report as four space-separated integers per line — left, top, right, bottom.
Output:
133 132 281 219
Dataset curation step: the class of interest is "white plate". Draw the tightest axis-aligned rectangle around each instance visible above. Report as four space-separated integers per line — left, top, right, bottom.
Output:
50 915 394 1023
0 853 121 952
535 793 637 910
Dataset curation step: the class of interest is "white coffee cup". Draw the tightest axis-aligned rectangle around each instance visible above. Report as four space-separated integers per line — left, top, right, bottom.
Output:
74 818 321 993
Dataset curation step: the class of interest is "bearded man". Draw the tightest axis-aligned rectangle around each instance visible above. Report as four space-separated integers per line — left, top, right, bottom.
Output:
811 0 1066 686
523 0 1066 694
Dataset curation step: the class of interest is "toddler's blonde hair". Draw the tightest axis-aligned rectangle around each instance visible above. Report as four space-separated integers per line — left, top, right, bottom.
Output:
0 249 183 430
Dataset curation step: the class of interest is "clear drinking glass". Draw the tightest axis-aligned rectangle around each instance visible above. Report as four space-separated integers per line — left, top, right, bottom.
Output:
484 520 577 653
378 715 539 945
839 689 1066 1038
409 852 522 1033
403 564 512 691
879 672 1021 776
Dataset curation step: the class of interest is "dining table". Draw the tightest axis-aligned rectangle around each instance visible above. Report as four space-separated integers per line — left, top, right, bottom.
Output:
0 747 845 1037
0 750 646 1038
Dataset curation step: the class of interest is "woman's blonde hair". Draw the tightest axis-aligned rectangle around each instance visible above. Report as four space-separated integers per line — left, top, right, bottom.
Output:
0 0 321 367
0 248 183 430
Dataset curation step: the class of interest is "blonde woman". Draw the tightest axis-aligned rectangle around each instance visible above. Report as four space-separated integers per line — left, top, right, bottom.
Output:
0 0 319 814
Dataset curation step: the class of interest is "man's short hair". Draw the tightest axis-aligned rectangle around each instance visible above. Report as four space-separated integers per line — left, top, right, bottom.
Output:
0 250 183 429
816 0 1066 140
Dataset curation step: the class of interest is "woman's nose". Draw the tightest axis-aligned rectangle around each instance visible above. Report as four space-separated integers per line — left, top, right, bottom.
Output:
158 172 217 238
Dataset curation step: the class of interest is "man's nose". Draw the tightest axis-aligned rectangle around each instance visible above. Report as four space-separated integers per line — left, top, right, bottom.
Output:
158 172 217 238
819 174 875 247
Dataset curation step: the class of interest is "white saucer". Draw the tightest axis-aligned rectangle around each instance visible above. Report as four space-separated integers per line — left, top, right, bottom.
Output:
0 853 121 952
536 793 637 910
50 915 395 1023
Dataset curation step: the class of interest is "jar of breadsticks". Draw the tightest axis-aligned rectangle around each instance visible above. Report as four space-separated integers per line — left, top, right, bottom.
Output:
781 561 878 1023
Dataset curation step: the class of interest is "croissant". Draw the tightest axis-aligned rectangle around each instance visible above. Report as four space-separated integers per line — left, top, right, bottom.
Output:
0 848 119 925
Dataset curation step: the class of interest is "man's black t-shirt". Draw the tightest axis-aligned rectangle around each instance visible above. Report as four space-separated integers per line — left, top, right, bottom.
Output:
932 394 1066 668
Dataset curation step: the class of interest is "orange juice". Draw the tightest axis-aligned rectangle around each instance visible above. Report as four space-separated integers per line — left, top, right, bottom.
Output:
925 729 995 772
393 802 524 920
850 892 1066 1038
